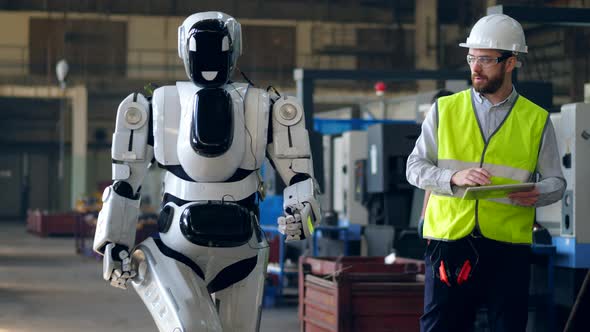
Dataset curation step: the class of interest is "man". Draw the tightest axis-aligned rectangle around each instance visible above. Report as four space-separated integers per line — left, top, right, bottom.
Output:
406 14 565 332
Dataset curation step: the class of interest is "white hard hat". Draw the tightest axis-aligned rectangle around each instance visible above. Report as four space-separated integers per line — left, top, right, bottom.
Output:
459 14 527 54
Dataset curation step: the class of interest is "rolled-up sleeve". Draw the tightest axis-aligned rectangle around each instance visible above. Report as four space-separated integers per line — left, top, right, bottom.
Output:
406 103 456 195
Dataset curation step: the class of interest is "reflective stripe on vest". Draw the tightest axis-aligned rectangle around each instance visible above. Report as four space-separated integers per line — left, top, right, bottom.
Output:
424 89 548 244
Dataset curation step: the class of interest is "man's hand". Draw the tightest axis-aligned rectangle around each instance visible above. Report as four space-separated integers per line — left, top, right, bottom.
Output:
508 187 539 206
103 243 137 289
451 168 491 186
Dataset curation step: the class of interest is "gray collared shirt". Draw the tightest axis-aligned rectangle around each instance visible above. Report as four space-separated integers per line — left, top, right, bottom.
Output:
406 87 565 207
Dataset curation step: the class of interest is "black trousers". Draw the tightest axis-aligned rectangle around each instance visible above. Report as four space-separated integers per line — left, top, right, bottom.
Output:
420 237 531 332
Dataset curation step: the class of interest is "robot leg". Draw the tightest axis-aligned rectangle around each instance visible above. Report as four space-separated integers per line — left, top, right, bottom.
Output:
214 244 270 332
131 238 222 332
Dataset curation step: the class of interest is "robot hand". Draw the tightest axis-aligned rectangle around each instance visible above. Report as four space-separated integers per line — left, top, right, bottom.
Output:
103 243 137 289
278 178 321 242
278 203 314 242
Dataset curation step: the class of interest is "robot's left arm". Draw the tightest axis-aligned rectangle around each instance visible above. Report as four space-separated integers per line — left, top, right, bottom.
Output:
267 96 321 241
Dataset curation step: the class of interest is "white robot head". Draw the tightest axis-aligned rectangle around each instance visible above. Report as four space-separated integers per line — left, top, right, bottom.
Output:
178 12 242 88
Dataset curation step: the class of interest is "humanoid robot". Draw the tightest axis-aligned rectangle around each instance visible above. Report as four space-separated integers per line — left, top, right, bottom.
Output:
93 11 321 332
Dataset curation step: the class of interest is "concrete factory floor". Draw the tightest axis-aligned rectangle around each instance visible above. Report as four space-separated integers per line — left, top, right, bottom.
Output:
0 222 299 332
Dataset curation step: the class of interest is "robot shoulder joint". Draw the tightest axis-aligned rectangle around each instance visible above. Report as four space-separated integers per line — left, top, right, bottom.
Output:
112 93 151 162
116 93 150 131
272 96 304 127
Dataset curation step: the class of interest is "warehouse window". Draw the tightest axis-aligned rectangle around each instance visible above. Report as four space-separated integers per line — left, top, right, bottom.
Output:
29 18 127 78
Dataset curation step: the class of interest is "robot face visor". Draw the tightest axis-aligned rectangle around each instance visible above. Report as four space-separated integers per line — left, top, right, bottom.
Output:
187 26 232 86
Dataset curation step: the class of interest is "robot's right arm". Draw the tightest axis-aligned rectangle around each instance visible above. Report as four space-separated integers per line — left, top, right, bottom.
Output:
93 92 153 258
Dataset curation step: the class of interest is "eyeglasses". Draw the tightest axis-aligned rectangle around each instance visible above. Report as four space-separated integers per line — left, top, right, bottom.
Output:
466 54 512 68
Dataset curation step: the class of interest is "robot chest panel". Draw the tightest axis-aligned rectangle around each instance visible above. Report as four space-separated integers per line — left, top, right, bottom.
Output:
191 88 235 157
152 83 269 182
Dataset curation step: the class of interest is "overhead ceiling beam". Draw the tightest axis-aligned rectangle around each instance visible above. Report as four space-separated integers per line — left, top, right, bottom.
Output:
488 5 590 26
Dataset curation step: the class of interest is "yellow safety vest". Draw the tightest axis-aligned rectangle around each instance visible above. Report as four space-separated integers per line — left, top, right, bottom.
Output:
424 89 548 244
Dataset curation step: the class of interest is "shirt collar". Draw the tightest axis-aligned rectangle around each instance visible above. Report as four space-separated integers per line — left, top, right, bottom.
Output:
473 86 518 107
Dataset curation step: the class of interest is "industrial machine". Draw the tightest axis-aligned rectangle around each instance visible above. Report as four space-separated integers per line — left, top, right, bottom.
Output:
365 123 420 226
533 102 590 331
537 102 590 268
333 130 368 226
314 120 424 258
365 122 423 258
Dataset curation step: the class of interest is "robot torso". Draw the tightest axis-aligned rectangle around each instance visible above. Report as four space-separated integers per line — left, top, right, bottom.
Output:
152 82 270 203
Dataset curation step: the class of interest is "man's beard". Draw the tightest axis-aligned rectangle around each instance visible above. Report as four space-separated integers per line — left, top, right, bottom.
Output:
472 67 505 94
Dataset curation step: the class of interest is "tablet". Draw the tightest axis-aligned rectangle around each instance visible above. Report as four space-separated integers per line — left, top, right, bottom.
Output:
462 183 535 200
